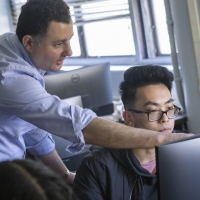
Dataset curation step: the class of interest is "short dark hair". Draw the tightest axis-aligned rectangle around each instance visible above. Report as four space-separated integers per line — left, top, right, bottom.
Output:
119 65 174 110
16 0 71 43
0 159 75 200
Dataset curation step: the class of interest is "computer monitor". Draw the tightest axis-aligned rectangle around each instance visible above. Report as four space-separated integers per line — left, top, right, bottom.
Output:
44 62 114 116
156 134 200 200
43 63 114 171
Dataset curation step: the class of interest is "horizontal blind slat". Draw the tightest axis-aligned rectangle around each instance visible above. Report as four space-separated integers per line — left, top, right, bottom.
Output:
9 0 130 28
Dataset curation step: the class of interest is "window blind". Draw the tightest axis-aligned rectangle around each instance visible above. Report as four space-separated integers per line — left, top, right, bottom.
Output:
9 0 130 29
9 0 26 28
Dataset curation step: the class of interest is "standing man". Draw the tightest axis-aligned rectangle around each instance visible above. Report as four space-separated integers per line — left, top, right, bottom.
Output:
0 0 191 185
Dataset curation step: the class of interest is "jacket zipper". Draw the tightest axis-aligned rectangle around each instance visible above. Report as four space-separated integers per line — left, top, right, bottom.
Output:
129 175 138 200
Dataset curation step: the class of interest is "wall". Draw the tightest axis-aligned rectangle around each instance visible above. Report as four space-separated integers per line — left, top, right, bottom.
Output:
169 0 200 133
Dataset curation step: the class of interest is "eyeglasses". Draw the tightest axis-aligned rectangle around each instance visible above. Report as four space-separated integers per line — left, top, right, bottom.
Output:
127 105 181 122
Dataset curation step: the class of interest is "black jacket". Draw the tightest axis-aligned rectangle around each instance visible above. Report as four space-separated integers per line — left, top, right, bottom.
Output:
73 147 157 200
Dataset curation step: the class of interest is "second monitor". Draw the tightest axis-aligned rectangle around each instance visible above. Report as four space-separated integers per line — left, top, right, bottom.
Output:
156 134 200 200
44 62 114 116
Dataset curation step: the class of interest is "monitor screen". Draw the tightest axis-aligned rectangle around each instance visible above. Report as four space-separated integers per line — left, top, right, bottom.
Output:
156 134 200 200
44 62 114 116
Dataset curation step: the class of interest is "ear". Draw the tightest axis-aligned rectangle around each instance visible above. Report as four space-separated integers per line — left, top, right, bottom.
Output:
123 111 135 126
22 35 35 53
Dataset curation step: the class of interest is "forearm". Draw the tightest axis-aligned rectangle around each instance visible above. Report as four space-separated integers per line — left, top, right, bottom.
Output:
82 117 192 149
38 149 75 185
39 149 67 175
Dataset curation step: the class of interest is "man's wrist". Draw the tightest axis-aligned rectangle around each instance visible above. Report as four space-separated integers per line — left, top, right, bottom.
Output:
62 168 71 179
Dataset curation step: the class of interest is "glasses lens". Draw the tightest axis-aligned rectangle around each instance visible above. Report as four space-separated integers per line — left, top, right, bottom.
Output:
149 110 161 121
167 107 179 118
148 107 180 121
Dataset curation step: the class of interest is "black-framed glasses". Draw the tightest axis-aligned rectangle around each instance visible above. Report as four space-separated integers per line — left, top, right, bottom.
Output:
127 105 181 122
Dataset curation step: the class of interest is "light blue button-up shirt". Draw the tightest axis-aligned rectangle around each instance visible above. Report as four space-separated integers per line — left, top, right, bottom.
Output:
0 33 97 161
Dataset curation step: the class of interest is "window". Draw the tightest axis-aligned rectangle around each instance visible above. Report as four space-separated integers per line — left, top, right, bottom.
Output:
69 7 81 56
84 19 135 56
151 0 171 54
81 0 135 56
68 0 135 58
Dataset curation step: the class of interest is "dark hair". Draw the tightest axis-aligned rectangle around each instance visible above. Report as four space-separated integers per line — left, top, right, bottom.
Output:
119 65 174 110
0 159 75 200
16 0 71 43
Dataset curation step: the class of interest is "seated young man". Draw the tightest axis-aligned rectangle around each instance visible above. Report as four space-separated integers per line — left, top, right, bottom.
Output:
73 65 181 200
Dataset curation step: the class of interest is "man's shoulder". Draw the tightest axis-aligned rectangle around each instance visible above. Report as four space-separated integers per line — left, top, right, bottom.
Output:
88 146 112 158
0 32 17 47
82 147 115 164
0 32 14 39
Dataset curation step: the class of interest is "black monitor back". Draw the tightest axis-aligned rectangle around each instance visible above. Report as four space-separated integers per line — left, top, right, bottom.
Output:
156 134 200 200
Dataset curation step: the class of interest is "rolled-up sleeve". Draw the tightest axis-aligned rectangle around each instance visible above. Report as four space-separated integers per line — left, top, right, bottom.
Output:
0 64 97 154
23 127 55 156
